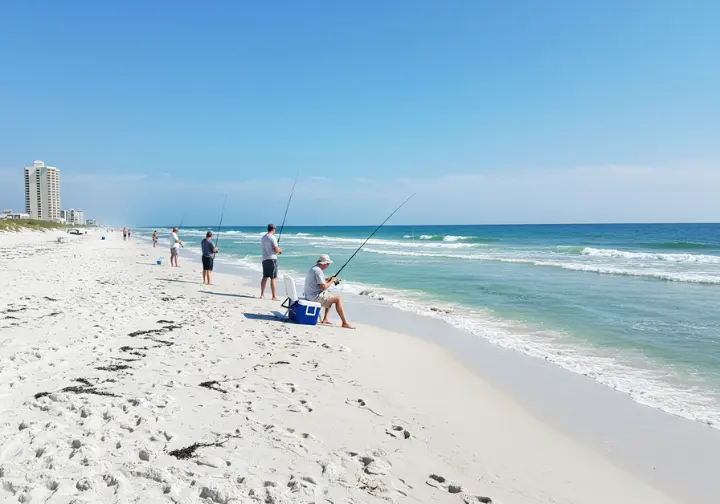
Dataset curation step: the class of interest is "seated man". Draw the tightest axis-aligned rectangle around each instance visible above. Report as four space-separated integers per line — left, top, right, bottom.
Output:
303 254 354 329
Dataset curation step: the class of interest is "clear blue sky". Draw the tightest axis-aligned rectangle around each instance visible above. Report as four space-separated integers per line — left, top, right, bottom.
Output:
1 1 718 225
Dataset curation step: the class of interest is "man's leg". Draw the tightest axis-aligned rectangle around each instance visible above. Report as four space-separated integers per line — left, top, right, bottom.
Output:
331 297 354 329
260 277 267 299
207 270 212 285
202 270 207 284
270 278 278 301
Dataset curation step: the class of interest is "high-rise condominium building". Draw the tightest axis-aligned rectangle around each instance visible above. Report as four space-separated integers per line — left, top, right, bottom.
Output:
24 160 61 220
63 208 85 225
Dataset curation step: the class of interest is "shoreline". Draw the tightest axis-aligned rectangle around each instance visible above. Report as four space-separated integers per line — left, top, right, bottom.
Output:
145 228 720 433
0 229 700 503
188 235 720 504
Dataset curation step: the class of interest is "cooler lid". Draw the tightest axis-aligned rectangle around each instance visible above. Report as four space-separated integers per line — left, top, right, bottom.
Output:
298 299 321 308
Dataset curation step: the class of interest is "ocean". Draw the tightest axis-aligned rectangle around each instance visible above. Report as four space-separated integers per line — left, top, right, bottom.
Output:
136 223 720 429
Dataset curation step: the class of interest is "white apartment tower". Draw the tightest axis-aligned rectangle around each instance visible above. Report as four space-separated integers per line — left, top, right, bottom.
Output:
24 160 61 220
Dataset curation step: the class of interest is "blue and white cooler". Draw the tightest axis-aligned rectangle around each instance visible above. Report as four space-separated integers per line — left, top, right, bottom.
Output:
282 274 322 325
288 299 321 325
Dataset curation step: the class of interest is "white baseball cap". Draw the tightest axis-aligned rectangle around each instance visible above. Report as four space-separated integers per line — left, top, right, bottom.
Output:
317 254 333 265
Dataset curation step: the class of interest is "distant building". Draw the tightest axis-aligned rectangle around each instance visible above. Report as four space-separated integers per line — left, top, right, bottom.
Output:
24 160 61 221
1 212 30 220
62 208 85 225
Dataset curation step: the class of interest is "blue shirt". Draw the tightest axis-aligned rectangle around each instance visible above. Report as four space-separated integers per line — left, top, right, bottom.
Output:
201 238 215 257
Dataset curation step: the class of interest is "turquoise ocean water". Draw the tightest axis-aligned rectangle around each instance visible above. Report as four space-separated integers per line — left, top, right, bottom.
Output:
137 224 720 429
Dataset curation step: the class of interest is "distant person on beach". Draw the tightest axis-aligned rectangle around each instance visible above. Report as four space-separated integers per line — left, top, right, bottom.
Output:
170 227 182 267
303 254 354 329
152 230 158 248
201 231 219 285
122 227 127 241
128 229 131 239
260 224 282 300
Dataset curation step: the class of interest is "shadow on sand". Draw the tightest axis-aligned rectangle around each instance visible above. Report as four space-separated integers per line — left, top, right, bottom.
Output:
200 291 257 300
243 313 287 322
160 278 204 285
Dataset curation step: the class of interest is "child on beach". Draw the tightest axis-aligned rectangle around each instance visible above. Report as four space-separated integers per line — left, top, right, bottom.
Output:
152 230 158 248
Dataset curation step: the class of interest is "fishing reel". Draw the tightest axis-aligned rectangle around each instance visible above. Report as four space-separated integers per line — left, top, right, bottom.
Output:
333 277 342 286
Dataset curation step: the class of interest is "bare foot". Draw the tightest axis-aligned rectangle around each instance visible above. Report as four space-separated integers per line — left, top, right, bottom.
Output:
320 320 333 325
272 297 280 301
342 323 356 329
260 295 265 300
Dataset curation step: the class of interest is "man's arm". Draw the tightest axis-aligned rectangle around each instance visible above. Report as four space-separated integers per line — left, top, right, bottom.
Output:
319 276 336 291
273 236 282 255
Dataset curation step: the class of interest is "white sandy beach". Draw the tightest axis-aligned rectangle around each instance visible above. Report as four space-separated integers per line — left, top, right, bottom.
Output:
0 230 681 504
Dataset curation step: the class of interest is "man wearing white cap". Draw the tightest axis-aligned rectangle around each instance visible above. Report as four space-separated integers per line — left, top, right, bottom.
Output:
303 254 354 329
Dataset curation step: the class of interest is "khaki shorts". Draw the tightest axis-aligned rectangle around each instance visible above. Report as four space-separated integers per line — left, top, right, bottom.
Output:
170 247 179 257
316 290 334 308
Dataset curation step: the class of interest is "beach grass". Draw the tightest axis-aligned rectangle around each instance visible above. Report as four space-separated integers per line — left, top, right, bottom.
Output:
0 219 69 232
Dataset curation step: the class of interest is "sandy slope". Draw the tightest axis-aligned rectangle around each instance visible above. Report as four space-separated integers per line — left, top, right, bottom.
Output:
0 230 677 503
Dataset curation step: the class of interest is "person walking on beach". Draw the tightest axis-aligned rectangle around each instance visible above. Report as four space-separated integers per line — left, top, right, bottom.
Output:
260 224 282 300
201 231 219 284
127 229 131 239
170 226 182 267
152 230 158 248
122 227 127 241
304 254 354 329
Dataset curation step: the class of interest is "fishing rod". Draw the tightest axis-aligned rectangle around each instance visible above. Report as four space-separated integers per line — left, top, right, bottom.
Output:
213 194 228 256
176 216 185 247
333 193 416 280
277 173 299 244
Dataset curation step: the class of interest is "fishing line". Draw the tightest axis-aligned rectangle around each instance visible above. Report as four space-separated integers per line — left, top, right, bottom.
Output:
277 173 299 244
213 194 228 257
333 193 416 279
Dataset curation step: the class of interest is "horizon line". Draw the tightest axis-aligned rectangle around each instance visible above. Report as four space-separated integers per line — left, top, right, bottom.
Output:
129 221 720 228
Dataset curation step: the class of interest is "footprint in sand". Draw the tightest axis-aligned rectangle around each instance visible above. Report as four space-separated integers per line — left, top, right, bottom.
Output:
385 424 411 439
345 398 383 416
427 474 493 503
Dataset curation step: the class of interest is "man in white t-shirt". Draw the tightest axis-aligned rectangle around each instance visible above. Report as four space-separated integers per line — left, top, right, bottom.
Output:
170 227 182 267
260 224 282 300
303 254 354 329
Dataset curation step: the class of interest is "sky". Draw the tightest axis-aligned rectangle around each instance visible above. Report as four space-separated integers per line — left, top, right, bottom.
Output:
1 0 719 226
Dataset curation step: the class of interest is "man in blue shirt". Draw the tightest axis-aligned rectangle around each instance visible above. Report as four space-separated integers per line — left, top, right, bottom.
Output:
201 231 219 285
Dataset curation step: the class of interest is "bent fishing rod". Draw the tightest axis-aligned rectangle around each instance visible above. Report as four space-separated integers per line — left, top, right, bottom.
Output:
213 194 228 257
333 193 416 281
277 173 299 244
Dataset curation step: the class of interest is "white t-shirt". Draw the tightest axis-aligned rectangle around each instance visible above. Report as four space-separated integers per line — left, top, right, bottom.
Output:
261 233 279 260
171 232 180 249
304 265 326 300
